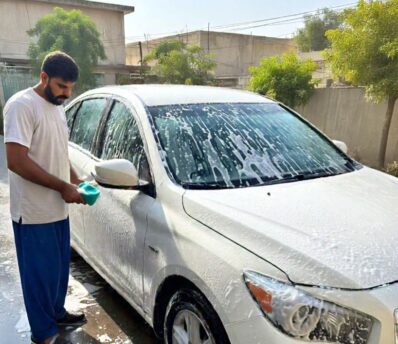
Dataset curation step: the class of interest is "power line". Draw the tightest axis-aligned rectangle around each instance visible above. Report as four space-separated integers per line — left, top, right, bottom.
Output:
125 2 356 42
211 2 356 30
0 2 356 49
123 15 315 43
228 18 308 32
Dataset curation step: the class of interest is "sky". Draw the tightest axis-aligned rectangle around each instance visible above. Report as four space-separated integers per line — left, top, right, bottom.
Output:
92 0 358 43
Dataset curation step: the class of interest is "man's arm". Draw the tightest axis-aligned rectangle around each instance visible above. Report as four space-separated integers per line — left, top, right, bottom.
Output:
70 163 84 185
6 142 84 204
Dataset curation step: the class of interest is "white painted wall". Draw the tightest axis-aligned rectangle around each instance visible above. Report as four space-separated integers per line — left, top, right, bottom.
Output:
0 0 127 65
298 87 398 168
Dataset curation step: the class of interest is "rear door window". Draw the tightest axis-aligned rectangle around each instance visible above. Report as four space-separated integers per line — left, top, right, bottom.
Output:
70 98 107 151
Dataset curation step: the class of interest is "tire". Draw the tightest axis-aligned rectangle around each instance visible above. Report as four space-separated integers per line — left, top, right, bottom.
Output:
164 288 230 344
70 247 80 259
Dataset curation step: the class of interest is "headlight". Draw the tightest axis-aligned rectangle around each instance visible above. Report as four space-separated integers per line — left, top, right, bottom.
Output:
244 271 373 343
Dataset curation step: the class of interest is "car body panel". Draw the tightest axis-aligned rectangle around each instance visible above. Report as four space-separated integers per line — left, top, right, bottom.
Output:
66 85 398 344
182 167 398 289
80 84 274 107
142 180 290 325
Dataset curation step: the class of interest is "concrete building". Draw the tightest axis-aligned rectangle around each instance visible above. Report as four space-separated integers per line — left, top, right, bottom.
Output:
298 51 333 87
126 30 296 88
0 0 135 104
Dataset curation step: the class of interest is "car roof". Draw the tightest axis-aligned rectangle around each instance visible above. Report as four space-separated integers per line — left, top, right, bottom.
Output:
82 84 275 107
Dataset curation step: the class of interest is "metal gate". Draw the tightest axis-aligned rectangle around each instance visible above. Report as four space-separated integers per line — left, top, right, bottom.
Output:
0 66 36 103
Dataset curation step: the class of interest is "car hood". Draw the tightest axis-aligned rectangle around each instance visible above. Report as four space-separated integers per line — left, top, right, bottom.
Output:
182 167 398 289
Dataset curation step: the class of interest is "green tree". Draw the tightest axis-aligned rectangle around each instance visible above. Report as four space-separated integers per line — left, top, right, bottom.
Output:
28 7 106 91
295 8 342 52
144 40 216 85
248 52 318 108
325 0 398 167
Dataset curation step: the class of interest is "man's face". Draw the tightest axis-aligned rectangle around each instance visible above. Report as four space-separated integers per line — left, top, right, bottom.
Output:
43 75 75 105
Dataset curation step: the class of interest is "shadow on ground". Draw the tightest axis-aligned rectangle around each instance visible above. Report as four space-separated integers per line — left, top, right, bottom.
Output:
63 251 159 344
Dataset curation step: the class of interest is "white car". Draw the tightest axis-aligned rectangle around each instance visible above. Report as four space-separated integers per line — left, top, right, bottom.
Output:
66 85 398 344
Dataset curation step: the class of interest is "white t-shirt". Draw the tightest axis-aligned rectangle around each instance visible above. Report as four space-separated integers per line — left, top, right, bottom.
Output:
4 87 70 224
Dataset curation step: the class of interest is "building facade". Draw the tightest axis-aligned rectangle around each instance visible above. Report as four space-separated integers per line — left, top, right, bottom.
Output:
298 51 333 87
0 0 135 104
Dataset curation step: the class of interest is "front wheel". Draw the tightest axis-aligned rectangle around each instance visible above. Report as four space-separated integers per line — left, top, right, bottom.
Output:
164 289 230 344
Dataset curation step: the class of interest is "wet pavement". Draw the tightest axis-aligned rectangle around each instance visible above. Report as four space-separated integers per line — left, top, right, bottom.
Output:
0 140 158 344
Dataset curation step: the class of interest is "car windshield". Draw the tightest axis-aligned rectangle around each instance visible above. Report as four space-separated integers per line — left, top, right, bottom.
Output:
147 102 358 189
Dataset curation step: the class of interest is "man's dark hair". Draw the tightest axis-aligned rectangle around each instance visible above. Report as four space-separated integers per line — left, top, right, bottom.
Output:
41 51 79 82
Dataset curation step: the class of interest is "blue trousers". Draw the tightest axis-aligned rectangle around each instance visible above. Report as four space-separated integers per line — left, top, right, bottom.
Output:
12 218 70 341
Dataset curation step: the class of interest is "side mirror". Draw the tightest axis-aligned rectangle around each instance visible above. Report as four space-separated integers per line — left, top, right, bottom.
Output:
92 159 139 187
332 140 348 154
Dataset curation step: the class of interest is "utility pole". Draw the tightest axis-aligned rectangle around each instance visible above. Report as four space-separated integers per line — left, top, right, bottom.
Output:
207 22 210 53
138 41 143 77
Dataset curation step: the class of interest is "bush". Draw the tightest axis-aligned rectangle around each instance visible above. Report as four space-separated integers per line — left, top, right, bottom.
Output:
248 52 318 108
385 161 398 177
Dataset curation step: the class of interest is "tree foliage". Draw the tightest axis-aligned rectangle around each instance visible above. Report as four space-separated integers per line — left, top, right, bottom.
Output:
28 7 106 91
144 40 216 85
295 8 342 52
248 52 318 108
325 0 398 167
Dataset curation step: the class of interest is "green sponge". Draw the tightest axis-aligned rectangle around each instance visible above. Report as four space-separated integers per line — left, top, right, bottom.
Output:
78 182 100 206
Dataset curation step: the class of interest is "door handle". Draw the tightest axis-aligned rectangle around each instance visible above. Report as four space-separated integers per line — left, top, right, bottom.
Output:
148 245 159 254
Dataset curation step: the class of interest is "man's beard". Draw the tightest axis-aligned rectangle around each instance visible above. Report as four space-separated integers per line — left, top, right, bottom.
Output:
44 83 68 105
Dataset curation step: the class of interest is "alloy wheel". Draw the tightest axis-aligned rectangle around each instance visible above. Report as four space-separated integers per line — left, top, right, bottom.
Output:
172 309 216 344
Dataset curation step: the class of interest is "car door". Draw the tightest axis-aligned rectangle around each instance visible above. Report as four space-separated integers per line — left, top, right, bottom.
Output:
82 98 156 309
66 97 109 248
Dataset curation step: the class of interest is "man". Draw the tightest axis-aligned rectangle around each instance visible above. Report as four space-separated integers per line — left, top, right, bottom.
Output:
4 51 87 344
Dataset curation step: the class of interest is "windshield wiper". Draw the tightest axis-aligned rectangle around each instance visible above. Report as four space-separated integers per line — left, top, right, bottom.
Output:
265 170 338 185
343 157 361 171
181 169 347 190
180 182 235 190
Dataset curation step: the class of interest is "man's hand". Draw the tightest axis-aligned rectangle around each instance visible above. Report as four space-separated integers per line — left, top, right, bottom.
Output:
60 182 86 204
70 176 85 186
70 163 84 185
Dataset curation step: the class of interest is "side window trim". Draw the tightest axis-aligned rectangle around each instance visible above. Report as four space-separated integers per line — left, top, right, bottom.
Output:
116 97 156 187
66 101 82 138
68 95 111 154
108 96 151 161
97 97 155 186
91 98 114 156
